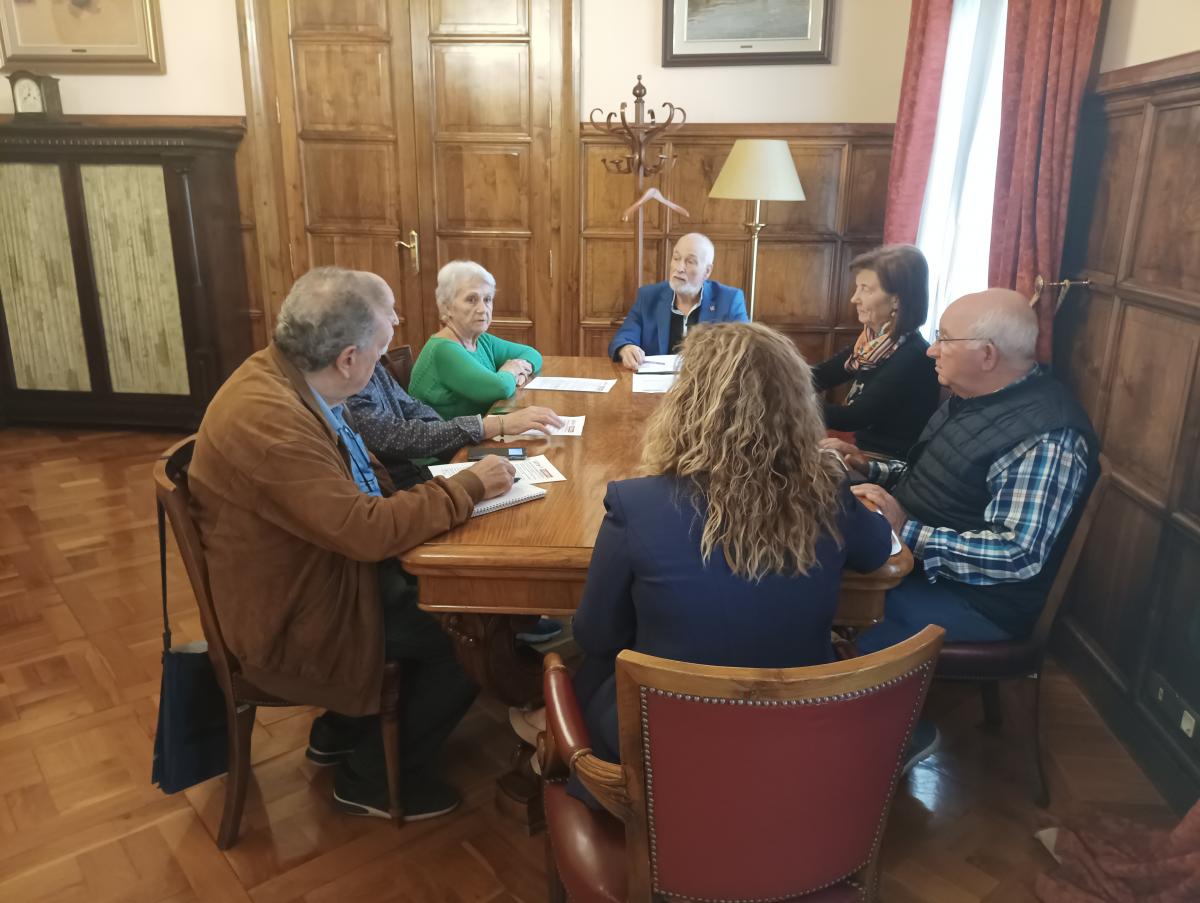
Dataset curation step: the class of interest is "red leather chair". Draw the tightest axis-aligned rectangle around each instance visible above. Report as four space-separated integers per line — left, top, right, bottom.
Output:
934 457 1110 806
539 626 945 903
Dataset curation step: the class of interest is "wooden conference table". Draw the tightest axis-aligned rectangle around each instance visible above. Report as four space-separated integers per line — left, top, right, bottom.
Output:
401 356 914 704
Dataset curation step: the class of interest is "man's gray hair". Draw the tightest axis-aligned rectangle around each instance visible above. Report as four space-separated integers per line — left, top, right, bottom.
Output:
435 260 495 319
274 267 392 372
968 304 1038 362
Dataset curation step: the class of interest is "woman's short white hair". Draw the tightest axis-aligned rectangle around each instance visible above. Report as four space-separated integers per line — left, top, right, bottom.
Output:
435 260 495 318
969 305 1038 361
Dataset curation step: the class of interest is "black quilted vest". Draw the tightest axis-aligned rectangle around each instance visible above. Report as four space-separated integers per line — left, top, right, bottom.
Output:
894 369 1098 636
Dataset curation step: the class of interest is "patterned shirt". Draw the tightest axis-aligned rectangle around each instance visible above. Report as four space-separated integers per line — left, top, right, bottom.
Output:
346 362 483 465
869 429 1089 585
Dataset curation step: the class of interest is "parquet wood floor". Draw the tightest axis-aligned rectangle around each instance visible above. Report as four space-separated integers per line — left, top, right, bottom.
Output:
0 427 1174 902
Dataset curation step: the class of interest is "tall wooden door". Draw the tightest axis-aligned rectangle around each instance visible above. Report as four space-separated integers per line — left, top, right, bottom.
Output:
407 0 555 348
269 0 430 344
262 0 563 351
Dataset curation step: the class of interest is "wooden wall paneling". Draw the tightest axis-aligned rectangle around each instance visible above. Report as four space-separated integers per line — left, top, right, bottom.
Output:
1063 482 1163 688
433 0 529 34
763 144 843 234
754 240 838 327
1056 51 1200 809
1098 303 1198 504
667 139 748 232
1082 105 1145 281
0 163 91 391
1052 286 1119 430
582 238 663 320
844 144 892 236
1128 89 1200 297
582 143 666 233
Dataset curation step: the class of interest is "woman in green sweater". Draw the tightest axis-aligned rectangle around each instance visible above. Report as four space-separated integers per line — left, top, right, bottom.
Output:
410 261 546 419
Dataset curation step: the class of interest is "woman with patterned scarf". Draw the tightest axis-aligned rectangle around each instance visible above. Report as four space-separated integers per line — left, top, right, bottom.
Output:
811 244 941 459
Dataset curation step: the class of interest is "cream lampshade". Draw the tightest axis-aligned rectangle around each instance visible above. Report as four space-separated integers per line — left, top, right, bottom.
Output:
709 139 806 320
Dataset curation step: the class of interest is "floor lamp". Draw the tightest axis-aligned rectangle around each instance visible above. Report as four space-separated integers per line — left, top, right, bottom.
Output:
709 139 806 321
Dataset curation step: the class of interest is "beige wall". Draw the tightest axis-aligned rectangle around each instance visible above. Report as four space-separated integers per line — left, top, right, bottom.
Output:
1099 0 1200 72
0 0 244 116
582 0 912 123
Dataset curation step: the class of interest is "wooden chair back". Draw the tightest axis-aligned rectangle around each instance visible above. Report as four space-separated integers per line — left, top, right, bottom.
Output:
564 626 943 902
1030 454 1110 648
153 436 239 704
383 345 414 391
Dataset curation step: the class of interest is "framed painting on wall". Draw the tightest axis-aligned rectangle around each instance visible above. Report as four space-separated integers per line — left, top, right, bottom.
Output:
0 0 164 73
663 0 834 67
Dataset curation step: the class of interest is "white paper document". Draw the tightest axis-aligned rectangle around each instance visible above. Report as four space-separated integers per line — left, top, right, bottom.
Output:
501 415 586 440
524 376 616 393
637 354 681 373
632 373 677 393
428 454 567 484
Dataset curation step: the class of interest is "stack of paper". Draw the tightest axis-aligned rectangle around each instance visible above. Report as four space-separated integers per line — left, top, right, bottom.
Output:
501 415 586 440
525 376 616 393
632 373 677 393
637 354 680 373
428 454 567 484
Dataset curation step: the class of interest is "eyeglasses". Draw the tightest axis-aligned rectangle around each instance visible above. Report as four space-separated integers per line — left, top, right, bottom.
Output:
932 329 989 345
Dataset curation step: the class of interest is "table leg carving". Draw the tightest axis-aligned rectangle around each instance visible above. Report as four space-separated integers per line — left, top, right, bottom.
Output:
437 613 544 706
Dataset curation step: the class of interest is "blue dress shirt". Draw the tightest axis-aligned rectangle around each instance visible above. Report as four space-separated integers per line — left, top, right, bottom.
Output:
311 388 382 497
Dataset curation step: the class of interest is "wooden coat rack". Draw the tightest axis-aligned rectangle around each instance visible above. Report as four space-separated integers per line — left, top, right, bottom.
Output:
588 76 687 285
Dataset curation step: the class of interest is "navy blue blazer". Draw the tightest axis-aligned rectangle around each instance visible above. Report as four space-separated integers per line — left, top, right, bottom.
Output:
570 474 893 789
607 279 748 359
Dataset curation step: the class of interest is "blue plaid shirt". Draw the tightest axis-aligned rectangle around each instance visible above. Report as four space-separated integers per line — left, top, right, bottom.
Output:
311 389 382 498
869 428 1089 585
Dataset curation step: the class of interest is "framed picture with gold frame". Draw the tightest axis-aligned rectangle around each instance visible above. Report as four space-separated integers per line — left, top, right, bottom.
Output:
0 0 164 73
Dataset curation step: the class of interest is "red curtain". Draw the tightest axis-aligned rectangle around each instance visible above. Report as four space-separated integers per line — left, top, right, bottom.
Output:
882 0 955 245
1035 800 1200 902
988 0 1103 362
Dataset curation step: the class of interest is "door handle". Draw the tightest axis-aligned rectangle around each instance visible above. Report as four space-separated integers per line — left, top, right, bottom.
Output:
395 230 420 274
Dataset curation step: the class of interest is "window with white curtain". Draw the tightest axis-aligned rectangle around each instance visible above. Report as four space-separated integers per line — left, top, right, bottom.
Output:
915 0 1007 337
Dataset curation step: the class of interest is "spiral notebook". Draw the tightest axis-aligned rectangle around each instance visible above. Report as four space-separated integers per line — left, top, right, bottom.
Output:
472 480 547 517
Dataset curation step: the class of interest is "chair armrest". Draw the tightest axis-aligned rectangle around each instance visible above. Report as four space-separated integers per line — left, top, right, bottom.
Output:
541 653 632 819
543 653 591 765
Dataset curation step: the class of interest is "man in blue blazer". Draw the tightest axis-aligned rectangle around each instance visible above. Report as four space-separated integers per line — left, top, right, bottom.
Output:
608 232 748 368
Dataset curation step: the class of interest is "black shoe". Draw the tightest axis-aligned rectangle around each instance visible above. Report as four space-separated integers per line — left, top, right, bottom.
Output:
306 712 369 768
333 771 462 821
901 718 941 775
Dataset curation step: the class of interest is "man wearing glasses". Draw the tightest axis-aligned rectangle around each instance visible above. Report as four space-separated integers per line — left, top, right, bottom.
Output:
823 288 1098 765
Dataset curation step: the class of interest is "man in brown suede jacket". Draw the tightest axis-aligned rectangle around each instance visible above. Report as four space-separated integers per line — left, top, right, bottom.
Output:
190 266 514 819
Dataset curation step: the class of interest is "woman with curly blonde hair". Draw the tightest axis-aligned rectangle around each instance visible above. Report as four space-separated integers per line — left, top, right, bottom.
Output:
568 322 894 804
